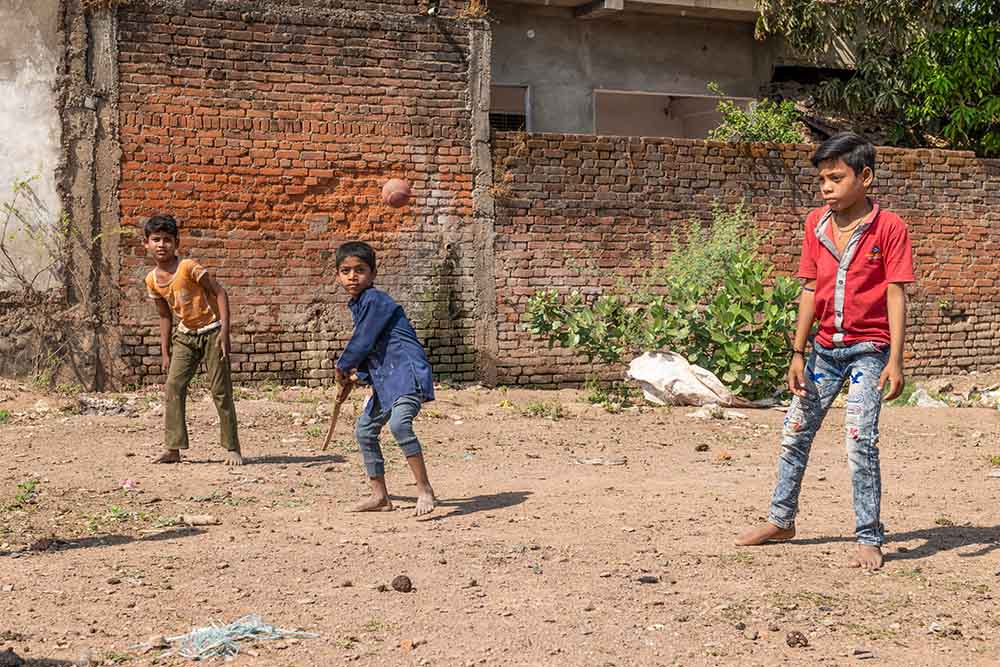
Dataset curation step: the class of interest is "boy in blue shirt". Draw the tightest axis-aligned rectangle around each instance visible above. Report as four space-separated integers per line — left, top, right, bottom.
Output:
334 241 437 516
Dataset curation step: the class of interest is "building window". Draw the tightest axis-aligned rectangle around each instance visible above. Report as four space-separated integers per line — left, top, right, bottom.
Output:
490 85 529 132
593 90 753 139
489 112 527 132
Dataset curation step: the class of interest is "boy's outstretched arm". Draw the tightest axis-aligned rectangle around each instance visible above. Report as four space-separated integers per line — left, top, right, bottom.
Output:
787 280 817 398
880 283 906 400
336 297 399 374
198 272 231 358
155 297 172 371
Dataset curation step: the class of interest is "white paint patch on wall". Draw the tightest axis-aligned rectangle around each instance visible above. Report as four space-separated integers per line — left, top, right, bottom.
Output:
0 0 61 289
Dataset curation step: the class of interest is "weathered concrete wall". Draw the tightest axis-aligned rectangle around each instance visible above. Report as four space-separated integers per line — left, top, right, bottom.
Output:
0 0 62 290
490 2 774 134
492 133 1000 384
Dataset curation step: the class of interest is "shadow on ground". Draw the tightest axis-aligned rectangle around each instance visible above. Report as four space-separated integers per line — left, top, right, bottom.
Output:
0 649 75 666
786 524 1000 561
1 526 204 558
251 453 347 466
388 490 532 521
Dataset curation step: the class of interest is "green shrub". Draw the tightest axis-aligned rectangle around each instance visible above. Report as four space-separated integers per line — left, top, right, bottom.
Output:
584 378 639 413
707 82 804 144
526 203 800 401
0 410 9 425
521 401 565 420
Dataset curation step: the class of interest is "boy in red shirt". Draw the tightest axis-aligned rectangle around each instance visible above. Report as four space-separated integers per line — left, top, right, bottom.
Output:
736 133 914 570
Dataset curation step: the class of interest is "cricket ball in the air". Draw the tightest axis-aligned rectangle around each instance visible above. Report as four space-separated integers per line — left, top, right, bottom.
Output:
381 178 411 207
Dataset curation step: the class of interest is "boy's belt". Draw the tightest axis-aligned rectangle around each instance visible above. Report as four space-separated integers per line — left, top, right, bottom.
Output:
177 320 221 335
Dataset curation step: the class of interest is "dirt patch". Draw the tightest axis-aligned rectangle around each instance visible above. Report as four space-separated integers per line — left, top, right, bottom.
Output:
1 383 999 665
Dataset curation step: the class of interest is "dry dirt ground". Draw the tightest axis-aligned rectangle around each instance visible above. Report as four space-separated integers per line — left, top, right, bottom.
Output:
1 378 999 667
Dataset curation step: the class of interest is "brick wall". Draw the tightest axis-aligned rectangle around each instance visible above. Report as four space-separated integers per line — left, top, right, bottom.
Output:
493 133 1000 385
109 0 1000 389
116 0 480 386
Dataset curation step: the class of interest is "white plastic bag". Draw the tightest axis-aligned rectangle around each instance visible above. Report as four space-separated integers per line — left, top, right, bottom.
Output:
626 351 747 407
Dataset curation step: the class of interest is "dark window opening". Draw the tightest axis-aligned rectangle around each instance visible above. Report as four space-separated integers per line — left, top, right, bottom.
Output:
489 112 527 132
772 65 853 84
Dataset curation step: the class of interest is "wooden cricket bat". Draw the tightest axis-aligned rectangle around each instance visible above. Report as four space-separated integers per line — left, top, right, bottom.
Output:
322 375 357 451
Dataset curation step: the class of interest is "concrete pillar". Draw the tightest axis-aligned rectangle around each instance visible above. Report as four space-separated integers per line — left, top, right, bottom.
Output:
468 19 499 386
57 0 123 390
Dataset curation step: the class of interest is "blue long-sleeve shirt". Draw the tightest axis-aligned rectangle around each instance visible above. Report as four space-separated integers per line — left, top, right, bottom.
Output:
335 286 435 416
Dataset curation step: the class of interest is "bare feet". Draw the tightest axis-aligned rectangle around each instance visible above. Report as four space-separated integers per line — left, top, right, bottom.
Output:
153 449 181 464
849 544 884 570
415 486 436 517
223 450 244 466
735 522 796 546
350 494 394 512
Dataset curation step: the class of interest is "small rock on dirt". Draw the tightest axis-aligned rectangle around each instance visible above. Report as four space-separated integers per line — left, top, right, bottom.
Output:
695 444 710 452
392 575 413 593
786 630 808 647
743 629 759 641
137 635 168 655
106 577 121 585
399 638 426 653
574 456 627 466
178 514 220 526
768 623 780 632
637 574 660 584
853 647 876 660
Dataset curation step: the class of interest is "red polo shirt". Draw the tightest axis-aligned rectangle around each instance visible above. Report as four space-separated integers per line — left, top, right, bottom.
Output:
797 203 914 348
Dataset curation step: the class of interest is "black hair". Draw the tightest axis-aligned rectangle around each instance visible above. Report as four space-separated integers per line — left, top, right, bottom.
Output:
810 132 876 175
335 241 376 273
144 214 179 239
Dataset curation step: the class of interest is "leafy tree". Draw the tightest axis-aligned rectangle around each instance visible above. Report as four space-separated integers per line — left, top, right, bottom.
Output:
756 1 1000 155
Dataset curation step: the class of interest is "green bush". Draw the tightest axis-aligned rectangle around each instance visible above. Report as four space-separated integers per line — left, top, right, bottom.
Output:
525 204 801 401
707 82 804 144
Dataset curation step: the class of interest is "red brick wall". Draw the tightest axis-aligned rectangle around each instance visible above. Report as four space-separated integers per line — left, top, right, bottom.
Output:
116 0 479 385
492 133 1000 385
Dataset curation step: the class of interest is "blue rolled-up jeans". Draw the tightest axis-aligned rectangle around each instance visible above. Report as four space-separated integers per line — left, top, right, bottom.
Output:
768 341 890 546
354 394 423 478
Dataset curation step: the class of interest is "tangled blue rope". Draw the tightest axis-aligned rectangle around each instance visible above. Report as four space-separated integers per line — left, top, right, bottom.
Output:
163 614 319 660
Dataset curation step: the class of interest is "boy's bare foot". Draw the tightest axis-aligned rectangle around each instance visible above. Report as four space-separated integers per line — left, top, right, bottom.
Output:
223 450 244 466
350 494 394 512
153 449 181 464
415 486 436 517
735 522 796 546
849 545 884 570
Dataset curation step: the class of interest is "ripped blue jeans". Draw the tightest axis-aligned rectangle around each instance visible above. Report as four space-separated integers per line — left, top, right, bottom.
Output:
768 341 890 546
355 394 424 478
